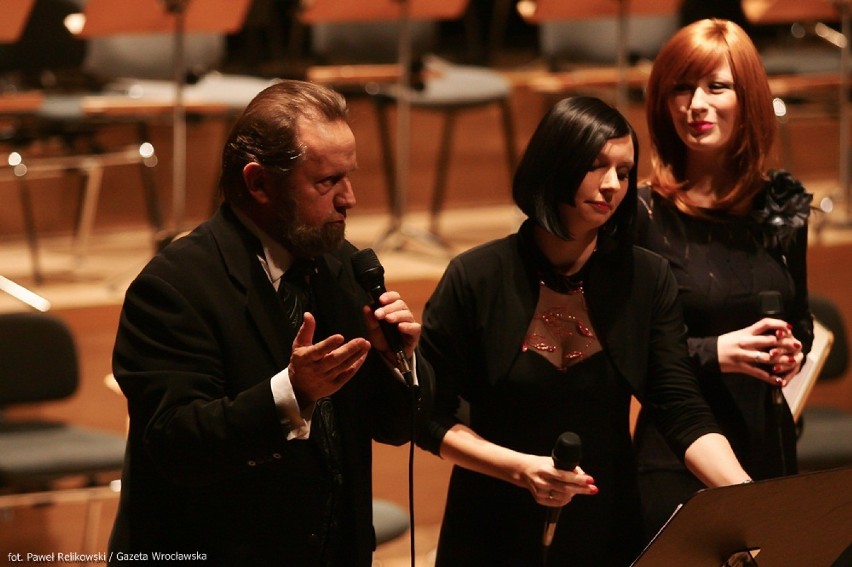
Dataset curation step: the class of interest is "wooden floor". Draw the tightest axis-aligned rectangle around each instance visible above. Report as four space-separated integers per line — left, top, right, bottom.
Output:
2 64 852 566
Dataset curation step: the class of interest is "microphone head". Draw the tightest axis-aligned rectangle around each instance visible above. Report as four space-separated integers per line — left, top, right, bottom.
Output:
758 290 784 317
351 248 385 286
552 431 582 471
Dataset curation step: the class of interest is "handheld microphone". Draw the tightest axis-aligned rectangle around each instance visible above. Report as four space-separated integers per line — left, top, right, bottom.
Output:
543 432 582 549
758 290 785 387
351 248 413 385
758 290 788 475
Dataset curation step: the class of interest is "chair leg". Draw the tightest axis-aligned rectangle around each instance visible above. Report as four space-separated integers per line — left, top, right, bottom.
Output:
74 165 104 263
81 497 103 561
136 122 164 234
373 97 400 221
430 109 457 236
16 177 43 285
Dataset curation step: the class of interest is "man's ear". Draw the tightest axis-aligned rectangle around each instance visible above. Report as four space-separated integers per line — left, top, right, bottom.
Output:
243 162 271 204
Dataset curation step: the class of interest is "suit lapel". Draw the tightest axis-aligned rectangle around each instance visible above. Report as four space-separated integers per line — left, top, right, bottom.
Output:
210 206 293 369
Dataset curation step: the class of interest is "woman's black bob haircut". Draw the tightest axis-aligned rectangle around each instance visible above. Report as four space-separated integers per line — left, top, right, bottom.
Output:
512 96 638 246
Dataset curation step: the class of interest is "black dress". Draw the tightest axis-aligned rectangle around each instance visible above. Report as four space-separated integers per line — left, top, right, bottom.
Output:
418 221 722 567
633 173 814 539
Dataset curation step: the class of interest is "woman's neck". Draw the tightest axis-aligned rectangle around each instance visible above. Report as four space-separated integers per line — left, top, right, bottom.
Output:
683 152 735 208
533 225 598 276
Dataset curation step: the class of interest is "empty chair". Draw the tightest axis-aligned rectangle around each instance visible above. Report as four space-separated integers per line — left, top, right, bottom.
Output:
0 312 126 552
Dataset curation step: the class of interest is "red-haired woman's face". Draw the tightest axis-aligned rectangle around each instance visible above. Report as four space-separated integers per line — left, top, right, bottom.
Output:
667 59 738 157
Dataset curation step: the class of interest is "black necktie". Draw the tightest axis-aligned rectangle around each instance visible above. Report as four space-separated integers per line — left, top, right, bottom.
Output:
278 259 315 331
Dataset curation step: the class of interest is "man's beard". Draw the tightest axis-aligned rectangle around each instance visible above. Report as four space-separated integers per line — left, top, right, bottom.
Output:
283 220 344 258
275 203 345 259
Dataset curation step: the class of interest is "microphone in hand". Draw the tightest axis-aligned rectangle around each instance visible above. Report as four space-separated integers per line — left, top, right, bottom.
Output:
543 432 582 549
758 290 785 401
351 248 413 385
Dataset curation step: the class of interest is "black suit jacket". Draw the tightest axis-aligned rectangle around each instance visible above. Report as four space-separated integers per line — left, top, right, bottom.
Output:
109 205 429 566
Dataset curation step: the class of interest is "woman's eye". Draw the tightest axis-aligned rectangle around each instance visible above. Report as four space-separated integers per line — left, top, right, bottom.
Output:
673 83 693 94
709 82 733 92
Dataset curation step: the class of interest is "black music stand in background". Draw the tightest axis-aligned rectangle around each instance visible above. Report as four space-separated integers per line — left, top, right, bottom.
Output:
631 466 852 566
78 0 252 241
517 0 679 110
744 0 852 227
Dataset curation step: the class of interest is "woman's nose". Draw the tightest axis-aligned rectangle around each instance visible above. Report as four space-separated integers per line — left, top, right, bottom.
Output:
689 87 709 110
600 168 620 190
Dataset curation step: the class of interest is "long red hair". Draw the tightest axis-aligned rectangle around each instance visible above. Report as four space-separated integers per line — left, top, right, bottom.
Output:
645 19 776 216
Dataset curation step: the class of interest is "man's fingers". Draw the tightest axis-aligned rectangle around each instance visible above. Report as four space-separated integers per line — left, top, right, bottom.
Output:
323 339 370 374
293 312 317 347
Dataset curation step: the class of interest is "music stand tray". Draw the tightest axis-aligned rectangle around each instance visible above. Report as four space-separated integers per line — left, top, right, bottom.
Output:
631 466 852 566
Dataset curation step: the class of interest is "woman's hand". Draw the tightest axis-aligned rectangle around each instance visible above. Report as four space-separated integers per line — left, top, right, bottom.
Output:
519 454 598 508
717 318 804 386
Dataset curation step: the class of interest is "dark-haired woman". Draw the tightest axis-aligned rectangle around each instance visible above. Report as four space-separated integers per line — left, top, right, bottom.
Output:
416 96 751 567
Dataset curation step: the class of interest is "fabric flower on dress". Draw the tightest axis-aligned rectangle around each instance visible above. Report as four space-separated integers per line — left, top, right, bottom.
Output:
752 170 813 250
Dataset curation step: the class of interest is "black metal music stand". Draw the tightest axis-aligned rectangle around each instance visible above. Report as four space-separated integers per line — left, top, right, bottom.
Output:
631 466 852 566
743 0 852 225
78 0 252 240
518 0 679 110
0 0 51 311
299 0 470 253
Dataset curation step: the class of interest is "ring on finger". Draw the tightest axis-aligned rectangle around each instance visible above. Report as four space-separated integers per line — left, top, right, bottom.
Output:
548 489 555 499
753 352 761 364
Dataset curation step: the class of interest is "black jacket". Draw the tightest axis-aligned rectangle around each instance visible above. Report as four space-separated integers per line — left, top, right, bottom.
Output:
109 204 431 566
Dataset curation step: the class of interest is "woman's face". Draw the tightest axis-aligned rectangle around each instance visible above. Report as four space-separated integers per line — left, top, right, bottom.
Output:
559 134 634 237
667 58 738 155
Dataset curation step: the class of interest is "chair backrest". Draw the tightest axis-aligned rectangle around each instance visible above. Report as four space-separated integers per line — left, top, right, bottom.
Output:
82 32 226 82
298 0 469 64
810 294 850 382
0 312 78 407
538 15 678 69
310 21 437 64
516 0 679 69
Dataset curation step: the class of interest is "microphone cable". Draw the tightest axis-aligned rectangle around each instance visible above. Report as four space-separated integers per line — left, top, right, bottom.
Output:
405 377 418 567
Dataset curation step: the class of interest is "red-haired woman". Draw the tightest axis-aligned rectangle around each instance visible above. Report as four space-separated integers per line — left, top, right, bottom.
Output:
634 18 814 540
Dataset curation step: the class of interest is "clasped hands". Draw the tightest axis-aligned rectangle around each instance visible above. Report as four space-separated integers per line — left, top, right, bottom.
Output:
717 317 804 387
288 291 419 405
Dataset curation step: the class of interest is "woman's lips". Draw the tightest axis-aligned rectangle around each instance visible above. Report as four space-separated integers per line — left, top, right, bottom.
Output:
587 201 612 214
689 121 714 134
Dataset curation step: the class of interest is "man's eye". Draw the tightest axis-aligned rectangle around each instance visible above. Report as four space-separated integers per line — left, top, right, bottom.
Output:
317 176 340 193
